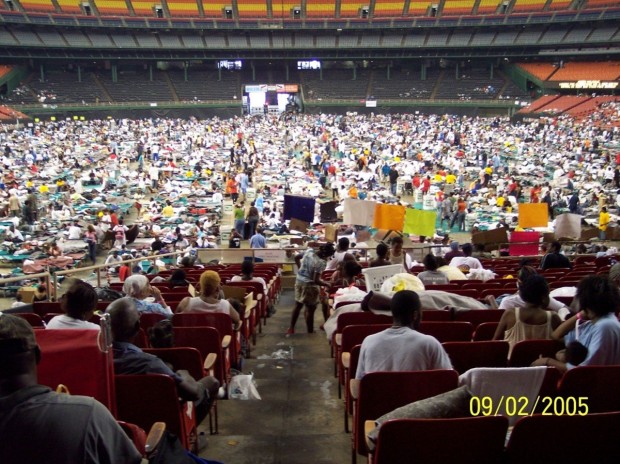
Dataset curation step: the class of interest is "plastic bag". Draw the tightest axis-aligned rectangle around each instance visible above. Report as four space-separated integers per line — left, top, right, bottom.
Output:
380 273 425 295
227 372 261 400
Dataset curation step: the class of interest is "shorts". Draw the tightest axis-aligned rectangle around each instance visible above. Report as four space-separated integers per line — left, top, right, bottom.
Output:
294 282 320 306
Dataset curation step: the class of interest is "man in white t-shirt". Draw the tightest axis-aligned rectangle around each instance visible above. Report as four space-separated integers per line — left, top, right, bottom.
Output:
449 243 483 270
356 290 452 379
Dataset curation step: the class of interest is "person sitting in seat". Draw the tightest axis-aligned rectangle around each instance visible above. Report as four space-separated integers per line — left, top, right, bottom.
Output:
230 260 268 295
175 271 241 328
122 275 172 318
46 280 99 330
106 297 219 424
369 242 391 268
0 313 142 463
417 253 450 286
493 274 562 357
355 290 453 379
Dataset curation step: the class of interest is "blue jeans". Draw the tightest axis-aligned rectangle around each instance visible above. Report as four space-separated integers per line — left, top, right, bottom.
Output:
390 183 397 195
234 219 245 236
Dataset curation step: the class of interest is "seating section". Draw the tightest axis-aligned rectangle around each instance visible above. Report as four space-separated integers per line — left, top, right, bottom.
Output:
305 0 336 17
517 63 557 81
535 95 594 113
441 0 474 15
339 0 367 18
512 0 547 12
547 62 620 81
373 0 406 17
56 0 83 13
408 0 432 15
434 67 505 100
202 0 228 17
272 0 298 18
476 0 500 14
369 68 439 100
19 0 55 12
27 71 108 104
303 68 371 100
131 0 157 16
92 0 130 15
97 70 174 102
236 0 268 18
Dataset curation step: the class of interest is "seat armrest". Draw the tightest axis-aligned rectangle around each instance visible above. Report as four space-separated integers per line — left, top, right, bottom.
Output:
364 420 376 452
342 352 351 369
350 378 360 400
144 422 166 455
203 353 217 371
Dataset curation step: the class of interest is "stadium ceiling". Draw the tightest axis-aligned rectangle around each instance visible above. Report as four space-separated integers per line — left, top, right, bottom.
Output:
0 16 618 61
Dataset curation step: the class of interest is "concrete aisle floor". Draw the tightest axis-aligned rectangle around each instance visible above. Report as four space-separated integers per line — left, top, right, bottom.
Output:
202 289 352 464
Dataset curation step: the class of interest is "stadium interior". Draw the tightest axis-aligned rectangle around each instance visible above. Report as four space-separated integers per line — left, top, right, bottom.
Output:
0 1 619 463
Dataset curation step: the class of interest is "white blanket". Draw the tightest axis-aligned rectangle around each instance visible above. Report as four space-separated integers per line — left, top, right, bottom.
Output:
459 367 547 426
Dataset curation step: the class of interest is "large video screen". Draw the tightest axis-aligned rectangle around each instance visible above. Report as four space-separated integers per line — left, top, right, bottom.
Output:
218 60 243 70
297 60 321 70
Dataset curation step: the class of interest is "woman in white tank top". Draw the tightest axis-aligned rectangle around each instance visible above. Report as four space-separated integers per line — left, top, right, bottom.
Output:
493 275 562 356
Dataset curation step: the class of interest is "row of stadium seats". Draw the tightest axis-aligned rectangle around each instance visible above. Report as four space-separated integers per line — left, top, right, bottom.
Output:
3 0 619 18
5 66 531 105
517 61 620 81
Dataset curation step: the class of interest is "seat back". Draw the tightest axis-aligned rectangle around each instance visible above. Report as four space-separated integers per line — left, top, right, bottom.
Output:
472 322 500 341
557 365 620 413
505 412 620 464
419 321 474 342
442 341 509 374
139 312 167 334
355 370 459 458
373 416 509 464
453 310 504 328
36 329 116 414
15 312 45 327
421 309 452 321
32 301 62 317
341 324 392 354
172 312 239 370
143 347 204 381
172 326 226 385
508 339 565 367
115 374 196 452
336 312 393 334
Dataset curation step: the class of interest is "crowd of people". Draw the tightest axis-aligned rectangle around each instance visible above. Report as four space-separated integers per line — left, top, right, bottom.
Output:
0 104 619 462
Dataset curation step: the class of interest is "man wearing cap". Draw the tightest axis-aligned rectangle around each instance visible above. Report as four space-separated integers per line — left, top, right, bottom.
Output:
0 313 142 463
444 241 464 262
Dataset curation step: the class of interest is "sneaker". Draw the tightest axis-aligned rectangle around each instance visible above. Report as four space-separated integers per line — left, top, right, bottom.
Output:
285 328 294 337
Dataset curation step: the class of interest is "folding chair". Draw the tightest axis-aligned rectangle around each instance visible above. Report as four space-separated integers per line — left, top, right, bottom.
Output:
115 374 197 452
351 370 459 464
442 341 509 374
557 365 620 413
370 416 508 464
505 412 620 464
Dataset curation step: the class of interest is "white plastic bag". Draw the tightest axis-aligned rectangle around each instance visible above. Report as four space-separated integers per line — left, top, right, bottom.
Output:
228 372 261 400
